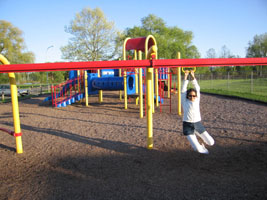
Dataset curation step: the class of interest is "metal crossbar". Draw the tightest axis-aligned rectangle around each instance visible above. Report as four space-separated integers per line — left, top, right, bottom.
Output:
1 58 267 73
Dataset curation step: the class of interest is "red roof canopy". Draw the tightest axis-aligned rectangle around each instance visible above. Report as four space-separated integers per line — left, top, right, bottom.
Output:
125 37 155 52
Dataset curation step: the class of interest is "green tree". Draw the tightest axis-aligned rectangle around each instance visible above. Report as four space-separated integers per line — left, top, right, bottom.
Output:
207 45 237 74
61 7 120 61
0 20 35 64
206 48 217 58
206 48 217 74
123 14 200 59
29 72 42 82
247 33 267 58
48 71 66 83
0 20 35 83
246 33 267 76
219 45 234 73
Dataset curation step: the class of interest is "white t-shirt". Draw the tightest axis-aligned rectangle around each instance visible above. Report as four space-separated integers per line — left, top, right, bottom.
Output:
181 79 201 122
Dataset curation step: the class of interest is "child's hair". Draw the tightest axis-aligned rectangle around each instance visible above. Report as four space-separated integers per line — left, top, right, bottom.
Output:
186 88 197 99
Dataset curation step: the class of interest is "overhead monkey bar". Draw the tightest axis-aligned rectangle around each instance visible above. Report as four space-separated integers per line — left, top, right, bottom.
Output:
1 57 267 73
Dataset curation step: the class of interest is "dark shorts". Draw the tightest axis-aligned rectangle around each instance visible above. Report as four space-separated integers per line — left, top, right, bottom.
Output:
183 121 206 136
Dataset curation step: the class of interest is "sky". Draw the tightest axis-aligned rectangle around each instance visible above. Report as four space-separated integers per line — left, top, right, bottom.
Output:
1 0 267 63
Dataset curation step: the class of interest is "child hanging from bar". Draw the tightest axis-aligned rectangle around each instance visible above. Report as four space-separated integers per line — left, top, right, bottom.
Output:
181 70 215 154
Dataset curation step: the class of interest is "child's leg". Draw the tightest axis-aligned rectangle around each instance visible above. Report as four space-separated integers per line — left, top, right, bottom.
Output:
186 134 209 154
196 131 215 146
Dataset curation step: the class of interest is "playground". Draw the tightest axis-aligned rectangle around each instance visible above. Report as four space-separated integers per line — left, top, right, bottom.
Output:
0 92 267 199
1 34 267 199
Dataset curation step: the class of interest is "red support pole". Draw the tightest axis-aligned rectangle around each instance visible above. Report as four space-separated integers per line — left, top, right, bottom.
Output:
0 127 15 136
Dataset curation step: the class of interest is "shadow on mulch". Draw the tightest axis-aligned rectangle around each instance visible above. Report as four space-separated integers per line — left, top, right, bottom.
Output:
0 143 16 152
2 143 265 200
1 119 266 199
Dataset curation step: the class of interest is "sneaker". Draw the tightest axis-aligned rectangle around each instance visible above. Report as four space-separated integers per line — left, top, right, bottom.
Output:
197 143 209 154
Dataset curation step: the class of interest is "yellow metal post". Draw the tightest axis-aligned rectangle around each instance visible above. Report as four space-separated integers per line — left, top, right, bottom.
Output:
84 70 89 107
123 70 127 109
146 66 153 149
123 38 131 109
77 70 83 103
119 69 122 100
145 37 157 148
0 54 23 154
145 43 157 149
155 49 159 107
177 52 182 116
155 69 158 107
97 69 103 103
168 68 171 98
138 50 143 118
134 50 138 95
77 70 80 92
146 44 157 114
152 67 155 114
134 50 139 106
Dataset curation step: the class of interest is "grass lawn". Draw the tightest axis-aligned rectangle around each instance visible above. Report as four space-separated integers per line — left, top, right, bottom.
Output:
171 76 267 103
198 78 267 103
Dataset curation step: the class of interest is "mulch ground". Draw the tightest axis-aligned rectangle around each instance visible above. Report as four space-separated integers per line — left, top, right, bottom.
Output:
0 92 267 200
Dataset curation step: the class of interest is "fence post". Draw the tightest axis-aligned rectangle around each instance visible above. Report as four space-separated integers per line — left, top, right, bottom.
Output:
227 72 230 91
211 73 213 89
1 92 4 102
40 85 43 95
251 71 254 93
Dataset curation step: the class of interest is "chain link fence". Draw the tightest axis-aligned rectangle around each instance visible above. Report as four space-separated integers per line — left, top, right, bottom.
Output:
196 72 267 96
1 84 51 103
172 71 267 102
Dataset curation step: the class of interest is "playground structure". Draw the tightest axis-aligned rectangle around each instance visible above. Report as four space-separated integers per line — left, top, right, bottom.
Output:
1 35 267 154
47 69 137 108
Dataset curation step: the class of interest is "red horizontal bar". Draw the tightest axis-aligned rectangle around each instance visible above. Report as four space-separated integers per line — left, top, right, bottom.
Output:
0 58 266 73
154 57 267 67
0 60 150 73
